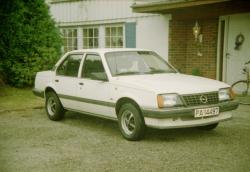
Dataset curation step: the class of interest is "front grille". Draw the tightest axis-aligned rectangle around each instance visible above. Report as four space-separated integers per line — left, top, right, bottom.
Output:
182 92 219 106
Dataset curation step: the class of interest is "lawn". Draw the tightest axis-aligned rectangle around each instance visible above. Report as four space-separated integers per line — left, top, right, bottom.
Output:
0 86 43 112
0 87 250 172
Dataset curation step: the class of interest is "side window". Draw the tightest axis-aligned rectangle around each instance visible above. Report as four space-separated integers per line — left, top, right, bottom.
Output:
82 54 106 80
57 54 82 77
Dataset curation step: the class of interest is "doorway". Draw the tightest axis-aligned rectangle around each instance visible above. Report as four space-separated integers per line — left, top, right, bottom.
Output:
219 13 250 85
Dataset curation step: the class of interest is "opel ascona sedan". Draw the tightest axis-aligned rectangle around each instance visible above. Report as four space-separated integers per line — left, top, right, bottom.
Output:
33 49 239 140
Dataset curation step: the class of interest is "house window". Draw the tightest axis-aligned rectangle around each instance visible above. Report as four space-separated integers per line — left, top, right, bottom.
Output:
62 29 77 53
83 28 99 48
105 26 123 48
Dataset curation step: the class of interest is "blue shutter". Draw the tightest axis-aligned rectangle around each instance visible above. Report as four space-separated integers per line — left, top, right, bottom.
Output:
125 22 136 48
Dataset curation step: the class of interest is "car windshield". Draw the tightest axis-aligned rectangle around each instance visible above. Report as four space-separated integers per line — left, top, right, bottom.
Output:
105 51 176 76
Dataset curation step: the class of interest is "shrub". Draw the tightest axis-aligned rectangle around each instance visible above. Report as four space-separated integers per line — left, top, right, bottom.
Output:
0 0 62 87
191 68 202 76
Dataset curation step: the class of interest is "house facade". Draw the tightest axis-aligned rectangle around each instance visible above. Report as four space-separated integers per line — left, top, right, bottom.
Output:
47 0 170 59
132 0 250 85
47 0 250 85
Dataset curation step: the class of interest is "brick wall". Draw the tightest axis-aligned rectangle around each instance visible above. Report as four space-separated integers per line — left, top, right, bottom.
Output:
168 20 187 73
169 19 218 79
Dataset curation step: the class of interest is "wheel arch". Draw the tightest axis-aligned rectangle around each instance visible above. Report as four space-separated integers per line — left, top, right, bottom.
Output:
44 86 57 98
115 97 143 117
44 86 65 110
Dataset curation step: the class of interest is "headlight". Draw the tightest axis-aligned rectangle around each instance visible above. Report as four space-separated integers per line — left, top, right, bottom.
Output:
219 88 234 101
157 94 183 108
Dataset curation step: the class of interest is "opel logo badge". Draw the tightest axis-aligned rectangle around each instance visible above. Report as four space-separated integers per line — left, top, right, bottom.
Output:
200 95 208 104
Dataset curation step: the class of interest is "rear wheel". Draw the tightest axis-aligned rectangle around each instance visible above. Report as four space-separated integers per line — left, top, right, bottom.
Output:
45 91 65 121
198 123 218 130
118 103 145 141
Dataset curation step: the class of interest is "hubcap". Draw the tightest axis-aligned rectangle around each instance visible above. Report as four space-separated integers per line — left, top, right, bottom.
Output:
121 110 136 135
47 97 56 116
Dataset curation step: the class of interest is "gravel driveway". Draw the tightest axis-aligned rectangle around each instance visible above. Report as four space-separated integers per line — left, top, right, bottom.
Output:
0 88 250 172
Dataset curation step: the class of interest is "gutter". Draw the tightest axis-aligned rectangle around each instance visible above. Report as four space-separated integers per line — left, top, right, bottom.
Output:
131 0 231 13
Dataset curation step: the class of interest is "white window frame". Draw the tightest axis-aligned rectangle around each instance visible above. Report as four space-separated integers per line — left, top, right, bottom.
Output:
105 24 125 48
61 28 78 53
83 27 99 49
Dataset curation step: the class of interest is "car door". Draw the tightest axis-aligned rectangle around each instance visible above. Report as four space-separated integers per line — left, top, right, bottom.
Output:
54 53 84 110
74 53 116 119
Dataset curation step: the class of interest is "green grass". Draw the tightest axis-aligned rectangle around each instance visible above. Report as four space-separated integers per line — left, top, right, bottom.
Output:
0 86 43 111
0 87 250 172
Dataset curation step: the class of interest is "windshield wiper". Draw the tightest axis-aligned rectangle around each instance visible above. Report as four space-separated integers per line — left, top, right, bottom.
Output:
147 67 176 74
148 69 166 74
116 71 142 76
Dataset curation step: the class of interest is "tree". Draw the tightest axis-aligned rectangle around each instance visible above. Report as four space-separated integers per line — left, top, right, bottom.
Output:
0 0 62 87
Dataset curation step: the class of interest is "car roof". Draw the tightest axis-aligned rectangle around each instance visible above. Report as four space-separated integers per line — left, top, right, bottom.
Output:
69 48 152 54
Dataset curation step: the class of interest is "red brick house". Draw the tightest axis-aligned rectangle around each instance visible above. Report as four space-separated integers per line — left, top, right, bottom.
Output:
132 0 250 85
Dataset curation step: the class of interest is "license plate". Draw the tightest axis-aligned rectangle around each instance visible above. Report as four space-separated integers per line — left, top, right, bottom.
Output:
194 107 219 118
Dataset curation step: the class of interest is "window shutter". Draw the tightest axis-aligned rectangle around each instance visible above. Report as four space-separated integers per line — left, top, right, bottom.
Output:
125 22 136 48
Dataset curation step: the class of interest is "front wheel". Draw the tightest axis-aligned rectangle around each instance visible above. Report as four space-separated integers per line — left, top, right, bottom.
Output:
118 103 145 141
45 91 65 121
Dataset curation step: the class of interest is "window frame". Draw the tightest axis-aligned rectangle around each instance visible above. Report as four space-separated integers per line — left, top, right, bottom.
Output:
105 24 125 48
61 28 78 53
80 53 108 81
83 27 99 49
56 53 84 78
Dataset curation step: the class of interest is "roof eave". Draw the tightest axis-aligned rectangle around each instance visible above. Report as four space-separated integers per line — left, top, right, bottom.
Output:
131 0 231 13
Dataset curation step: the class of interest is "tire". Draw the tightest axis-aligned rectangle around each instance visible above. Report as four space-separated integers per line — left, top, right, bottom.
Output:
118 103 145 141
231 80 248 96
45 91 65 121
198 123 218 130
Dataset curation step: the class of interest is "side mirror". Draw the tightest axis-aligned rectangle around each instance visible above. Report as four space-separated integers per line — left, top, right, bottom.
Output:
95 72 108 82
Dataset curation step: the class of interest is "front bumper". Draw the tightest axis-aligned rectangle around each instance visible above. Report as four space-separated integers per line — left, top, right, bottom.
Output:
142 100 239 129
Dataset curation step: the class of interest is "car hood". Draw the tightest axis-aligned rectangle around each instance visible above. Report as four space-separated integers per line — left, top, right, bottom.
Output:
112 73 229 94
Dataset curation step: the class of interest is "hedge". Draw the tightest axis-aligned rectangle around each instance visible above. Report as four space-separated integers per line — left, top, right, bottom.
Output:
0 0 62 87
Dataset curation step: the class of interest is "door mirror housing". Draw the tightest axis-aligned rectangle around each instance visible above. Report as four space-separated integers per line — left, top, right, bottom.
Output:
93 72 108 82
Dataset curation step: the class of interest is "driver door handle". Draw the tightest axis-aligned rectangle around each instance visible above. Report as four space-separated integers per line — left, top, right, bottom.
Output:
55 79 59 82
79 82 84 86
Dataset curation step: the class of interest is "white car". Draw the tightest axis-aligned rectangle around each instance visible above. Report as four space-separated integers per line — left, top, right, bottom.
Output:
33 49 239 140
